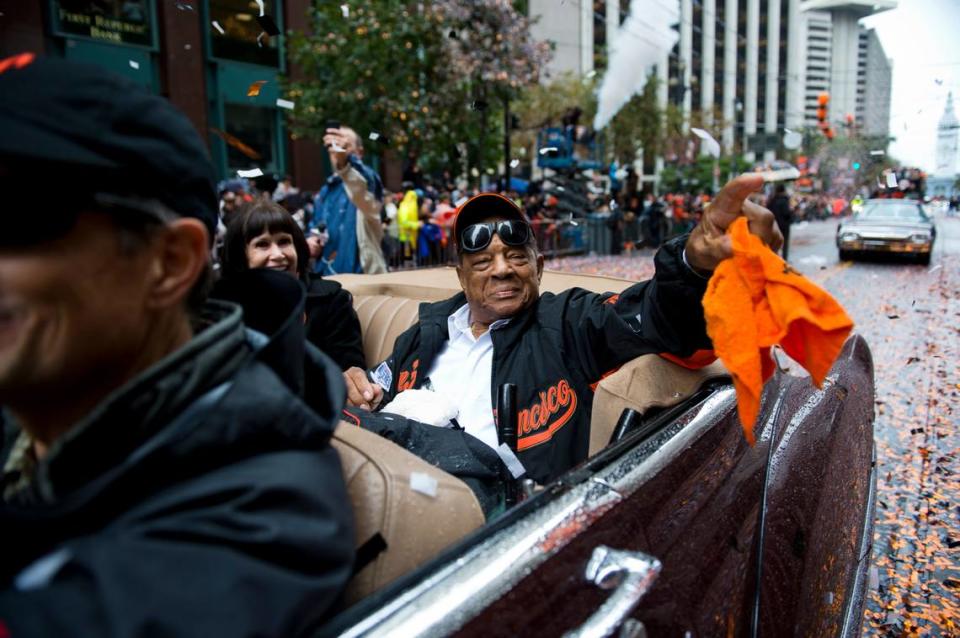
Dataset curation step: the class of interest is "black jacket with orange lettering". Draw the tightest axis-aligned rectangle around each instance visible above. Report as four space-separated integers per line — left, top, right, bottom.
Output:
368 234 713 485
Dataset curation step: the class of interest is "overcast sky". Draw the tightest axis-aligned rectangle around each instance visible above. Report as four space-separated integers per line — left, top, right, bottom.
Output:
861 0 960 173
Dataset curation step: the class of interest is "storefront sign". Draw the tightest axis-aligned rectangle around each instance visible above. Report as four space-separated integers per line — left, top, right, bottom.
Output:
51 1 155 48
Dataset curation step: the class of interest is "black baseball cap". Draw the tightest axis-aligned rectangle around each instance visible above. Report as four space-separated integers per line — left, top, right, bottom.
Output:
0 53 218 239
453 193 532 251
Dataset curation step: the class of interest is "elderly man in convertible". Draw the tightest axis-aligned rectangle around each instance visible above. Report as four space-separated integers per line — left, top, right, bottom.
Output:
343 179 781 500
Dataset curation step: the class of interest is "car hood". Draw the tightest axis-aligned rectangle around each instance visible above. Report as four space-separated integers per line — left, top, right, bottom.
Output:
839 220 933 237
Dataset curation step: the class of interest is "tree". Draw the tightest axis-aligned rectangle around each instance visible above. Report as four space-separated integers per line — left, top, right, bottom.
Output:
801 132 896 195
510 71 596 159
284 0 549 180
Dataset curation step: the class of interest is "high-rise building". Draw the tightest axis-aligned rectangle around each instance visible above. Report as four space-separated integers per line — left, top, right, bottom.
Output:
935 93 958 176
530 0 799 164
797 9 833 130
801 0 897 135
528 0 596 79
528 0 896 169
859 27 892 138
794 4 893 138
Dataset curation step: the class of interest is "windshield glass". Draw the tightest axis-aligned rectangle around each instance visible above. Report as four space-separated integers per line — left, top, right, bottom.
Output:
858 203 929 222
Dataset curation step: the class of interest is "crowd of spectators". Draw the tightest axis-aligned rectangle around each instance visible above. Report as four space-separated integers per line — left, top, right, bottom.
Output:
220 159 939 273
216 170 732 271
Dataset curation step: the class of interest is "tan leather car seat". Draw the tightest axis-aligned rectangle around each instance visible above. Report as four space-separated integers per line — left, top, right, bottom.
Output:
588 355 730 457
331 423 485 604
352 295 423 366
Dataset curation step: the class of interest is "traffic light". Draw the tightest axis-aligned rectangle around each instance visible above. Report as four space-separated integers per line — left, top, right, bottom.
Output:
852 162 861 171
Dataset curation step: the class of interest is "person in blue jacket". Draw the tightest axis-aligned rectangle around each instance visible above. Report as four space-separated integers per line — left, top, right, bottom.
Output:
311 125 388 275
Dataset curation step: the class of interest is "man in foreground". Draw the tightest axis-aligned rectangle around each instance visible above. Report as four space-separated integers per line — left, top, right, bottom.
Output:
312 125 387 274
0 54 353 636
344 181 781 486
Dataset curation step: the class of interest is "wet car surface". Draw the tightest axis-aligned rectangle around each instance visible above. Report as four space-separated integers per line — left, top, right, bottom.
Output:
549 216 960 635
322 265 877 637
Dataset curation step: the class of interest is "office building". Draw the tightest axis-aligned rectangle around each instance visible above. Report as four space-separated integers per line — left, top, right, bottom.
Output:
529 0 896 167
795 5 893 138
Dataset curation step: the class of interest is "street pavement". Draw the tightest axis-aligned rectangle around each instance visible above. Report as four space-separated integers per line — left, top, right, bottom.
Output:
547 213 960 635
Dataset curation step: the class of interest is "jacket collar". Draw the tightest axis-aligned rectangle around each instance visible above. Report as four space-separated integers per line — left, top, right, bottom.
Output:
420 291 541 355
1 301 250 504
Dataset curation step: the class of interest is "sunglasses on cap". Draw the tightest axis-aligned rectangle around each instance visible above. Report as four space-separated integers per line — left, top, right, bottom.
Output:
459 220 532 254
2 193 176 248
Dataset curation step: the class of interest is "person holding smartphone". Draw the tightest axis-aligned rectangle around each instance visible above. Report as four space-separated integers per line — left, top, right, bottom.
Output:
310 121 387 275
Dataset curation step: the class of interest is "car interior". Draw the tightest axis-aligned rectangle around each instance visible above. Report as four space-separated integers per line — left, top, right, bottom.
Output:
327 267 730 608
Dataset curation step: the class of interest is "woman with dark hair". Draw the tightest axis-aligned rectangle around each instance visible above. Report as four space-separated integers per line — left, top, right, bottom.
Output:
217 200 366 371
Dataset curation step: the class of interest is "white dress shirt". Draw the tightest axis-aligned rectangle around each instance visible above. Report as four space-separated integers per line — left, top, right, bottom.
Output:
425 304 509 450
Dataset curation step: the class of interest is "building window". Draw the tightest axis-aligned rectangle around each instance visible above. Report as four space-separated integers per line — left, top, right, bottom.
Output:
223 103 276 172
593 0 608 70
210 0 280 67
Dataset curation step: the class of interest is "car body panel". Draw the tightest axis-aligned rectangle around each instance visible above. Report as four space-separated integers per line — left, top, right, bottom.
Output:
322 336 876 637
754 336 875 636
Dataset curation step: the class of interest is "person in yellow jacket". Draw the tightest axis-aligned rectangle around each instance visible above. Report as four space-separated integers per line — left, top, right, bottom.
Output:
397 190 421 259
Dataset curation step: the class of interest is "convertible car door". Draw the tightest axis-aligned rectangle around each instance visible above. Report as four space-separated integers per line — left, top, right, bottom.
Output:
325 336 875 638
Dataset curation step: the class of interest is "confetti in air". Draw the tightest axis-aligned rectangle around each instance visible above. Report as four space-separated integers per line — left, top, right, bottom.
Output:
594 0 678 130
210 128 262 160
246 80 267 97
368 131 380 141
128 60 140 70
691 128 721 159
783 129 803 150
755 167 801 182
539 146 558 155
256 14 280 36
510 159 520 168
212 20 225 34
237 168 264 178
276 98 295 110
340 3 349 18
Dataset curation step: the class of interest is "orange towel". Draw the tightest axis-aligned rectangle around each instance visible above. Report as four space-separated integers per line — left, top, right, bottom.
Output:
702 217 854 445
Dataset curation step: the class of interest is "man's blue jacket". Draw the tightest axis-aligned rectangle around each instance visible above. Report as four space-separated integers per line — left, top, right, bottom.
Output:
312 155 384 275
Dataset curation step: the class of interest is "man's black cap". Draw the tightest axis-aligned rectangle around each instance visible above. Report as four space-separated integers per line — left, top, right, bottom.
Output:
0 53 218 238
453 192 532 251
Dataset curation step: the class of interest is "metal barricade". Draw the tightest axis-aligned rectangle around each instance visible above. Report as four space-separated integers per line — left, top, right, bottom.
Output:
586 213 613 255
530 218 585 258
